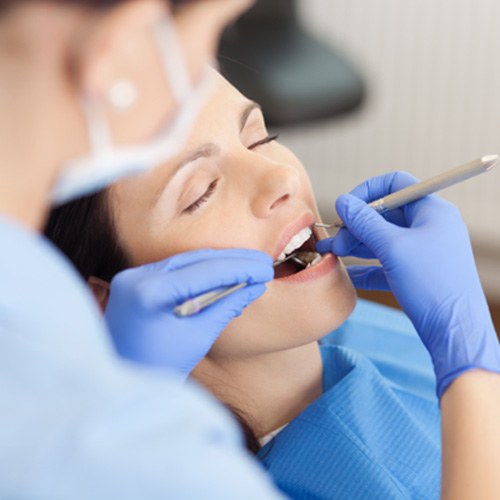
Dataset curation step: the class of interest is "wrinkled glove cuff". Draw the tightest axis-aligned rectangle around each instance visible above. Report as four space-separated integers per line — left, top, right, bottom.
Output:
433 327 500 399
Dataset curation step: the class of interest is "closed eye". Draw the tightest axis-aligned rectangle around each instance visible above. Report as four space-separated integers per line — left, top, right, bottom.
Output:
181 134 278 215
183 178 219 215
249 134 279 150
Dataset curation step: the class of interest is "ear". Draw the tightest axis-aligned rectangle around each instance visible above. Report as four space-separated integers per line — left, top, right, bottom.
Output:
71 0 168 98
88 276 111 313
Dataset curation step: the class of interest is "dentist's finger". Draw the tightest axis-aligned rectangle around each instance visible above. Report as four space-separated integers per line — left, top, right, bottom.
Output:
346 265 390 291
199 283 267 325
316 232 376 259
161 248 273 271
145 258 274 307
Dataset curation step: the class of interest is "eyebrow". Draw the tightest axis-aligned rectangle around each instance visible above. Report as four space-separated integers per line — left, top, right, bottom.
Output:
176 143 220 174
175 101 261 176
240 101 261 132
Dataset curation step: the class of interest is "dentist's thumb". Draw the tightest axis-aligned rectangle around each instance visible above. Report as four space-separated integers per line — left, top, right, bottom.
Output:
331 194 394 257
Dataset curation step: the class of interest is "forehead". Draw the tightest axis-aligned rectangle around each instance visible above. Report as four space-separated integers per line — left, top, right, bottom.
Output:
194 70 249 133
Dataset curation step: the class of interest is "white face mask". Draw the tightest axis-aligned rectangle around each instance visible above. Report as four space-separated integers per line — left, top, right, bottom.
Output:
52 15 214 205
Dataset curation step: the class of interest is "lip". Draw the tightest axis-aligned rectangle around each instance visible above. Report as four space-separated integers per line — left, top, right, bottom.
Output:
274 252 337 284
272 212 316 261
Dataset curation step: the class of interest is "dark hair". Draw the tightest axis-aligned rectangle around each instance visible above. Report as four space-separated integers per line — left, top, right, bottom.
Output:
44 190 262 454
45 191 129 282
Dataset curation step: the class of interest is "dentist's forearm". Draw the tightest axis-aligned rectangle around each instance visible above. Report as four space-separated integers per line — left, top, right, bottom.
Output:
440 369 500 500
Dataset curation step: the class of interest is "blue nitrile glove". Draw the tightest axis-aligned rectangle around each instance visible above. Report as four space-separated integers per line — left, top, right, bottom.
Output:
105 248 273 380
317 171 500 398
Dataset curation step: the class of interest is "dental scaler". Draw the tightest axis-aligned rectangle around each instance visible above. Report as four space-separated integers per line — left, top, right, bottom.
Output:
315 155 498 229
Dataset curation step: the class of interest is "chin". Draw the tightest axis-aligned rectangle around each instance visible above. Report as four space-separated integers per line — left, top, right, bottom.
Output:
282 259 357 343
209 257 357 359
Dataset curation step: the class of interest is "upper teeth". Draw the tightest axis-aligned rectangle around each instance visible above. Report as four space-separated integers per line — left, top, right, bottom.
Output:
277 227 312 262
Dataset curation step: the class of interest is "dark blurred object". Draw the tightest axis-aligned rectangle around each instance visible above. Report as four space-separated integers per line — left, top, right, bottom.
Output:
218 0 365 126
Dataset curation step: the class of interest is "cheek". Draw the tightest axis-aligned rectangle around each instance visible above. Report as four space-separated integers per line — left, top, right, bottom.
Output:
120 214 227 266
289 156 317 208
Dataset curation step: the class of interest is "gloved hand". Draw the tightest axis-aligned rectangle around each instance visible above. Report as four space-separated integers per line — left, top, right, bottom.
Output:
105 248 273 380
317 171 500 398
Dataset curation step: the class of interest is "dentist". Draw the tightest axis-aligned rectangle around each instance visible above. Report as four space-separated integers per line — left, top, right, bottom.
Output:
0 0 281 498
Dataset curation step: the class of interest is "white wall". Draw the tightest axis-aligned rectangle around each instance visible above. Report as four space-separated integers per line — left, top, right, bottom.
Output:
281 0 500 297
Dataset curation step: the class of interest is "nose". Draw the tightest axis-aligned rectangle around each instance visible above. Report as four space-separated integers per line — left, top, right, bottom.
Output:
250 159 301 218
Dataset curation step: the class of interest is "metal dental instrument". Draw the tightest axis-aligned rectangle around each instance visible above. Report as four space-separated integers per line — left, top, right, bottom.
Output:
315 155 499 229
174 252 310 317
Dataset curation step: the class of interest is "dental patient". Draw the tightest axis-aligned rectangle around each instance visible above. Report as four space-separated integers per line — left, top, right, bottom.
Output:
45 69 441 499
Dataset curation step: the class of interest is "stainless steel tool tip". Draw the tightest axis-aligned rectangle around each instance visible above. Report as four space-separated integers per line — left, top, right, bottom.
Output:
481 154 499 170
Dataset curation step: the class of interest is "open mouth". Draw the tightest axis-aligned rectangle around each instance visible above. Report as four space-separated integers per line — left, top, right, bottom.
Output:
273 225 322 279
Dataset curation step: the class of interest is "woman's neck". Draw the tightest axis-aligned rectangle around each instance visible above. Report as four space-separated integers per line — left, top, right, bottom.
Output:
192 341 324 438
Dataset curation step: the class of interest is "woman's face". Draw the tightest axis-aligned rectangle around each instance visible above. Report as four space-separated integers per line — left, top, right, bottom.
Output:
110 71 356 360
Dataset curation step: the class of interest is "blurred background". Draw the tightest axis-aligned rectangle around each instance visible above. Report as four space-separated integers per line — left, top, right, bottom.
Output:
219 0 500 329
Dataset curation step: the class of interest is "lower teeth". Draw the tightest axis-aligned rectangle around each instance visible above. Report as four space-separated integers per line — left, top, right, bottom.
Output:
308 254 322 267
294 251 322 268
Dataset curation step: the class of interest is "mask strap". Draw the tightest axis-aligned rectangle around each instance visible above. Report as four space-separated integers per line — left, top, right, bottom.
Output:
82 98 113 159
82 14 190 161
152 15 192 104
52 15 209 205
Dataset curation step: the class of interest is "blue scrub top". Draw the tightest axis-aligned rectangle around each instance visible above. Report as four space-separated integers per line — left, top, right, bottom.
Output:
0 217 284 499
258 300 441 499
